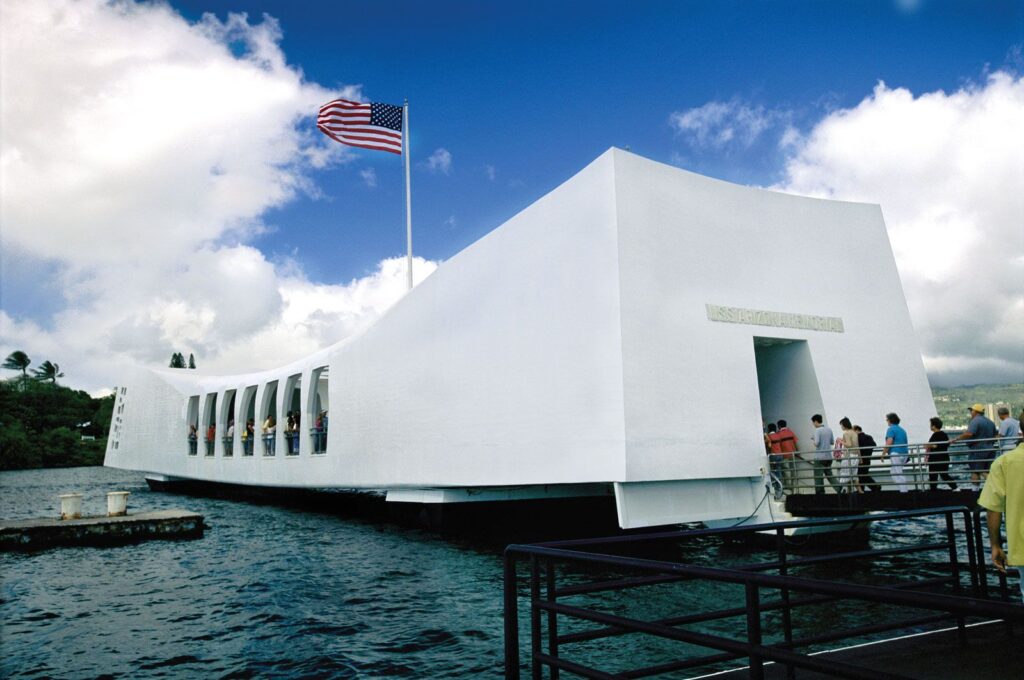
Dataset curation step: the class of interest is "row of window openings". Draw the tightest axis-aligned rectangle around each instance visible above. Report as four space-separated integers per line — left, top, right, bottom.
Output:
186 368 329 458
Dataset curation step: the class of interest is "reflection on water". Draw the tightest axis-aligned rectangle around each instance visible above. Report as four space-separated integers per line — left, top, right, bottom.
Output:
1 467 965 678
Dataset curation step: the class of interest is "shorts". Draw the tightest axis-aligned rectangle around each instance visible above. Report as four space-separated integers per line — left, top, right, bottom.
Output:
968 449 993 472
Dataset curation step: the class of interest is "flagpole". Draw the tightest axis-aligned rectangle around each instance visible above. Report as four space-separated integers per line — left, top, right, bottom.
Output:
403 99 413 291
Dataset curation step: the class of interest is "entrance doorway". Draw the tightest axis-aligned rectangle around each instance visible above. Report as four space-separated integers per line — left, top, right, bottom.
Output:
753 337 825 438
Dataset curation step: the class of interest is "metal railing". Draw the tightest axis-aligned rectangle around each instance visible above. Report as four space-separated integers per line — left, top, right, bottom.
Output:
262 432 276 456
284 431 300 456
769 435 1013 497
222 435 234 457
310 426 328 454
504 507 1023 679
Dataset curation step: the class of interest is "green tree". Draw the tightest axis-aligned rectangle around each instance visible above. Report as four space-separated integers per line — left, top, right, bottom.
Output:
169 352 185 368
188 353 196 369
32 360 65 384
0 421 39 470
3 350 31 380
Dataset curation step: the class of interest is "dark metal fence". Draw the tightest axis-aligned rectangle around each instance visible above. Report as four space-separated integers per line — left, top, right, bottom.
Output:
503 507 1023 679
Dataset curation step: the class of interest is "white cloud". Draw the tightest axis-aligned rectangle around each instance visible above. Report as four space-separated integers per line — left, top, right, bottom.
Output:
484 164 496 181
360 167 378 188
0 0 438 393
424 147 453 174
775 72 1024 385
669 99 785 149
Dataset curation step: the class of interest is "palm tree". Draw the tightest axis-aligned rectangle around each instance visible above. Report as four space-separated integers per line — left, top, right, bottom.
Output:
2 350 31 379
32 360 65 384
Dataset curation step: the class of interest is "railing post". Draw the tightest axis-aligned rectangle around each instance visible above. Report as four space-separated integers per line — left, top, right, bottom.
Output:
945 511 967 645
776 527 795 680
504 551 521 679
972 508 989 598
745 582 764 680
962 509 980 594
530 556 542 680
546 558 559 679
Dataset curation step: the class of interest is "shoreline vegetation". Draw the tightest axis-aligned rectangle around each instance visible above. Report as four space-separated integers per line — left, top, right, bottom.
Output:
0 377 1018 472
0 380 113 471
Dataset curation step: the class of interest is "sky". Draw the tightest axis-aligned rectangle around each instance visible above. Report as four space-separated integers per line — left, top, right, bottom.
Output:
1 0 1022 394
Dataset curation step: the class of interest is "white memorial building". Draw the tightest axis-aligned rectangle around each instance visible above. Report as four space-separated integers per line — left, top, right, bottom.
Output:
105 149 936 528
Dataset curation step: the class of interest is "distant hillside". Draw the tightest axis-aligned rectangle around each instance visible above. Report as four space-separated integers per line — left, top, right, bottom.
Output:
0 379 113 470
932 383 1023 428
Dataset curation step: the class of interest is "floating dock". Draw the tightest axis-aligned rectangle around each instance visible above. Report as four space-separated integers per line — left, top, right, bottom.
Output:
0 509 204 551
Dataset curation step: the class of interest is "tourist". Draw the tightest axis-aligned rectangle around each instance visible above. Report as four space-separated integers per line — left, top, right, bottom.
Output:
286 411 296 453
765 423 784 500
956 403 997 490
997 407 1022 457
853 426 881 492
188 423 198 455
882 412 910 493
292 412 301 453
205 422 215 455
978 437 1024 603
775 420 798 492
811 414 839 494
227 419 235 438
838 418 860 492
262 414 276 455
246 418 255 455
925 417 957 491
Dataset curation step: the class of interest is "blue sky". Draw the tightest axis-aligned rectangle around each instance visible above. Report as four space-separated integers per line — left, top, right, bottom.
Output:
177 0 1020 281
1 0 1021 392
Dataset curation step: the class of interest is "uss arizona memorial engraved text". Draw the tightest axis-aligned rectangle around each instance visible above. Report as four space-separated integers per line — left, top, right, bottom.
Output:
705 304 845 333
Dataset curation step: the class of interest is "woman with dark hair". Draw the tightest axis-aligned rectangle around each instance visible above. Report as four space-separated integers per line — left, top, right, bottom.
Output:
839 417 861 492
926 416 957 491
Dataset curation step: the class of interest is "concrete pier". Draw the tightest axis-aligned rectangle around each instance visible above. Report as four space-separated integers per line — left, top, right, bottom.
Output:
0 510 204 551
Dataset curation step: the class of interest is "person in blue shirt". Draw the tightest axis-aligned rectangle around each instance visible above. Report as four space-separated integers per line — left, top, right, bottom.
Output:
882 412 910 493
956 403 998 490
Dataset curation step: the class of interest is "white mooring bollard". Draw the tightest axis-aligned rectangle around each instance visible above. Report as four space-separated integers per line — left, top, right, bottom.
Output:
59 493 83 520
107 491 130 517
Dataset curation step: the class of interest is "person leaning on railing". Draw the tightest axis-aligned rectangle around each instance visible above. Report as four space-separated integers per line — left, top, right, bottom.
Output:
956 403 998 490
978 437 1024 603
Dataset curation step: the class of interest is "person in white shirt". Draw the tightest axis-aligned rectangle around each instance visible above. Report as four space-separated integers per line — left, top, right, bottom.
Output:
811 414 840 495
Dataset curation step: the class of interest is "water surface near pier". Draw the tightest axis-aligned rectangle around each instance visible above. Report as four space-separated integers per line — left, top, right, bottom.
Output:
1 467 958 678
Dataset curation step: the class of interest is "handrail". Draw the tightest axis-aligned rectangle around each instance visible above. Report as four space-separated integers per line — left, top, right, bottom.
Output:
764 435 1013 496
503 507 1021 680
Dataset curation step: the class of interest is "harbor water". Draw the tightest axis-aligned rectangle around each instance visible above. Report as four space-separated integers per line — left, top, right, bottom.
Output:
1 466 964 678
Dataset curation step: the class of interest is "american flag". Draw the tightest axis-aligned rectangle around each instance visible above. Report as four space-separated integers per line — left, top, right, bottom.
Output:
317 99 404 155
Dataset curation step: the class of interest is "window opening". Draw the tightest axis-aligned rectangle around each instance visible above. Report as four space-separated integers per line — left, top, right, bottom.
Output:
308 366 329 454
186 395 199 455
221 389 236 457
240 386 257 456
260 380 278 456
203 393 217 456
283 374 302 455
